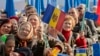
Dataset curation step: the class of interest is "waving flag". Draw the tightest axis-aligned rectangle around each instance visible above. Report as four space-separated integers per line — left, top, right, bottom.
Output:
74 0 78 7
42 4 66 31
93 0 97 5
85 11 98 21
93 43 100 56
64 0 70 12
35 0 41 16
5 0 15 18
31 0 34 6
41 0 45 12
96 0 100 26
75 48 87 56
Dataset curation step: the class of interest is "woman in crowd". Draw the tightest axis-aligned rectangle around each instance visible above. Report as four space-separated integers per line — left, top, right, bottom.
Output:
15 22 45 56
0 19 12 35
25 5 37 17
45 25 73 56
27 14 40 38
0 19 13 43
10 16 18 35
62 15 76 45
0 34 20 56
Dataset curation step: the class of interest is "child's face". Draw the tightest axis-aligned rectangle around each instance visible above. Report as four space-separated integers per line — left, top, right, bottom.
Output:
5 40 15 55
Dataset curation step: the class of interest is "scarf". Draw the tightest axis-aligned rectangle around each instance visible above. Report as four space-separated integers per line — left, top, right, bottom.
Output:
17 22 33 47
62 29 71 43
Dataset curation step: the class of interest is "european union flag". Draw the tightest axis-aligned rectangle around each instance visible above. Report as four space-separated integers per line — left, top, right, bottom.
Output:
85 12 98 21
93 43 100 56
5 0 15 18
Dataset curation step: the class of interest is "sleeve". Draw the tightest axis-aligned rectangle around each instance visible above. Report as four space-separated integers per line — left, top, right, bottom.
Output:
86 19 97 35
32 40 45 56
0 44 4 54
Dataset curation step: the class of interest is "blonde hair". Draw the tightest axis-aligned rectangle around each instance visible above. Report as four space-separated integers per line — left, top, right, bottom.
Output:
64 15 75 30
27 14 41 26
17 22 33 40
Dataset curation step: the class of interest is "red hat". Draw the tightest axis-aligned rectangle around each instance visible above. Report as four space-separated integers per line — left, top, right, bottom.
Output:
10 16 19 21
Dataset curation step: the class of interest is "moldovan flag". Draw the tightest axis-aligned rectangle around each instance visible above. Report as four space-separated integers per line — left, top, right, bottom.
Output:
75 48 87 56
42 4 66 31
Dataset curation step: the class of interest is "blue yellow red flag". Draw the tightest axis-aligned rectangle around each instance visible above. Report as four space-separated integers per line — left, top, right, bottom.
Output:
42 4 66 31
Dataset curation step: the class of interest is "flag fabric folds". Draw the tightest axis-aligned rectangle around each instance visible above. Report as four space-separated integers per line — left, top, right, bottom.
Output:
85 11 98 21
35 0 41 16
41 0 45 12
64 0 70 12
42 4 66 31
96 0 100 26
75 48 87 56
31 0 34 6
93 43 100 56
5 0 15 18
93 0 97 5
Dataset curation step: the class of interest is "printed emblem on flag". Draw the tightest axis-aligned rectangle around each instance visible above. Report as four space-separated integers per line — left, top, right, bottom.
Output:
42 4 66 31
52 13 58 22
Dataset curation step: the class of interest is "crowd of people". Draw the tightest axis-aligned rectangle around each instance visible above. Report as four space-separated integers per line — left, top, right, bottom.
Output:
0 3 100 56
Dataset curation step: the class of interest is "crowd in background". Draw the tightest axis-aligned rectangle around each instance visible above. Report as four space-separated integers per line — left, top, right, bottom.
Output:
0 3 100 56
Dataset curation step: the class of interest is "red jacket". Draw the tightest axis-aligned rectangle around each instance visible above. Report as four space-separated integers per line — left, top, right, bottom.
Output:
75 36 87 48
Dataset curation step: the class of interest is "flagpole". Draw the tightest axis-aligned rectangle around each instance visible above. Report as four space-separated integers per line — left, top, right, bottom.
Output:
81 0 89 31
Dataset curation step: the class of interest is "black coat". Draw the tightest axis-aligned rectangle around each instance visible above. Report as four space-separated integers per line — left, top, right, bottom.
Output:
15 35 45 56
0 44 7 56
